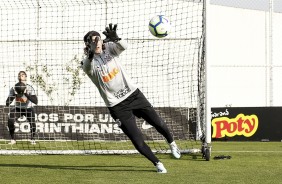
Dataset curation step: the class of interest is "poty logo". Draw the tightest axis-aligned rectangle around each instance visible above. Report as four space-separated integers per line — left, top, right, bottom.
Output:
212 113 259 138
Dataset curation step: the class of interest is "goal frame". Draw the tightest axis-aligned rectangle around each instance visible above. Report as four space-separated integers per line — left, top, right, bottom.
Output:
0 0 211 159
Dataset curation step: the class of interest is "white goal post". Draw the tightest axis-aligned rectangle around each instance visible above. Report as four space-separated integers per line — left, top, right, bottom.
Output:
0 0 210 159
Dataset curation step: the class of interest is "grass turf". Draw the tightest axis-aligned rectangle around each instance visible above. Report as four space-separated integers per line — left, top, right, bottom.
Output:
0 141 281 184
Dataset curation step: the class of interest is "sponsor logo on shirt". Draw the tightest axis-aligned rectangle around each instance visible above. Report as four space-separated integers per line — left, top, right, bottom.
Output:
102 67 119 82
114 86 131 99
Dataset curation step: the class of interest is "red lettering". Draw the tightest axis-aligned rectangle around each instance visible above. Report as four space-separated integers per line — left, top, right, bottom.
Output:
212 114 259 138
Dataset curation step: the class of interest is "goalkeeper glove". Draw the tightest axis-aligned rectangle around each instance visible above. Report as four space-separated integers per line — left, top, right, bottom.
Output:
102 23 121 43
86 36 100 59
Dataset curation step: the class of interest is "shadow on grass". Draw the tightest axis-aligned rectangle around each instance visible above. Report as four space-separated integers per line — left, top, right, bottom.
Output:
0 163 154 172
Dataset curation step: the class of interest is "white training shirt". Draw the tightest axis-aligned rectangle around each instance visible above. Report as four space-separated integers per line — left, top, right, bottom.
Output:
81 41 137 107
8 84 36 109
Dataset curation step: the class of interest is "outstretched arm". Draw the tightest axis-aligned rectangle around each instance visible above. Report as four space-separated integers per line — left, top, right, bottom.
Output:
102 23 127 56
108 41 128 56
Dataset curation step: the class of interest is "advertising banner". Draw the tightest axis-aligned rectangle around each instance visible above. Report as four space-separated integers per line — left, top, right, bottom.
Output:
212 107 282 141
2 106 281 141
0 106 192 141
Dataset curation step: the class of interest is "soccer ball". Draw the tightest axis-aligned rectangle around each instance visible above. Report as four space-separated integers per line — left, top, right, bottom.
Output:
149 15 170 38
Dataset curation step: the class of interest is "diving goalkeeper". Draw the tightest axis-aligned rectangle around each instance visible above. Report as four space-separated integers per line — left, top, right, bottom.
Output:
81 23 181 173
5 71 38 145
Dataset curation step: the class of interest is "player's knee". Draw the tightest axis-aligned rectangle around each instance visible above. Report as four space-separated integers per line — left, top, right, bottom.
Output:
134 140 146 150
155 118 166 129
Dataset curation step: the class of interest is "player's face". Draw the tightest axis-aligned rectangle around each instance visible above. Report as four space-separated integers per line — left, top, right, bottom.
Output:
92 36 103 54
19 73 27 82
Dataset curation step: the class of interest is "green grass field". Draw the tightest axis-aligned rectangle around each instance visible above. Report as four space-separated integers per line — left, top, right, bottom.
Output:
0 141 281 184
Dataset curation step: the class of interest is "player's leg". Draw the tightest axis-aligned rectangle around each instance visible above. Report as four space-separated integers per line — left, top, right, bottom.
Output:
117 115 167 173
131 90 174 142
134 107 181 159
119 115 159 162
7 108 21 144
109 105 167 173
129 90 173 142
136 107 173 142
131 90 181 159
26 108 36 144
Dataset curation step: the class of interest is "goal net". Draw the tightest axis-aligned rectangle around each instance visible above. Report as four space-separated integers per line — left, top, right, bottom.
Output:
0 0 207 155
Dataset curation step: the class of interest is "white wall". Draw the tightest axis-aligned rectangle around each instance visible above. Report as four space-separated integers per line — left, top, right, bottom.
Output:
207 2 282 107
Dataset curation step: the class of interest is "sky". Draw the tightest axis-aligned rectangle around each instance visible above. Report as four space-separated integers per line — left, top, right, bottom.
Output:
210 0 282 13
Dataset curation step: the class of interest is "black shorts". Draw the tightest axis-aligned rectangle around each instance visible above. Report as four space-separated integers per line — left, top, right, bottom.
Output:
108 89 153 121
109 89 173 145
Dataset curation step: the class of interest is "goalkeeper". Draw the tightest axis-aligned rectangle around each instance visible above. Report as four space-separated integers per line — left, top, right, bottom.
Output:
5 71 38 145
81 24 181 173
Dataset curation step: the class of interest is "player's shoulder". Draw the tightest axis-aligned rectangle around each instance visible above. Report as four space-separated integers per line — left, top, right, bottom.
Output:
9 87 15 93
26 83 35 90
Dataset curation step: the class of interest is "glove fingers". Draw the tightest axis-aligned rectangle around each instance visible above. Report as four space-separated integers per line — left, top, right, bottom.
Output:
109 23 113 30
102 31 109 37
113 24 117 31
105 27 110 33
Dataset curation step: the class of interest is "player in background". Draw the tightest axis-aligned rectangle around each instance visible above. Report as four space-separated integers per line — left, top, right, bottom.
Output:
5 71 38 145
81 23 181 173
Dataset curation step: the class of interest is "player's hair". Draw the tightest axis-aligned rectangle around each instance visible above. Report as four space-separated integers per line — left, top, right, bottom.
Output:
18 71 27 81
83 31 100 43
83 31 105 55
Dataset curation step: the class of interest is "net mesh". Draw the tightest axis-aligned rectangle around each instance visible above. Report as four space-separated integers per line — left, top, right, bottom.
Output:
0 0 206 154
